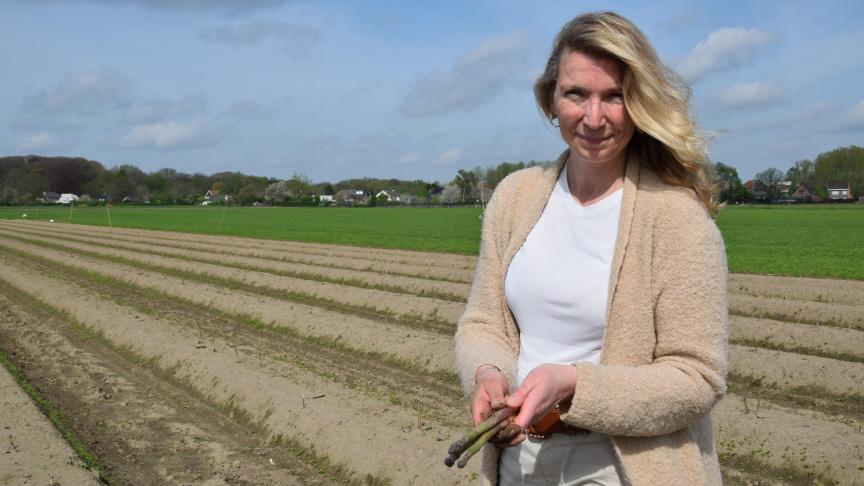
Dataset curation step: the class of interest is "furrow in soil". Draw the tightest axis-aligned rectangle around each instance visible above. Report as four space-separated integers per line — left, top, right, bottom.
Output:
0 234 456 375
0 291 342 485
731 315 864 362
0 255 477 485
0 222 471 302
0 220 474 283
0 224 465 325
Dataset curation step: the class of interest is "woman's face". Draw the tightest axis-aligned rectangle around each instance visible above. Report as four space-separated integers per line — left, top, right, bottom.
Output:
553 49 635 169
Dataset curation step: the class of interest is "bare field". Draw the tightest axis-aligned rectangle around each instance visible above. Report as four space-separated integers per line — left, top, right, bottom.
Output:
0 220 862 485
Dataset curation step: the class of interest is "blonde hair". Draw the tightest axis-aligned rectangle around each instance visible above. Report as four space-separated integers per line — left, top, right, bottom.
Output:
535 11 720 216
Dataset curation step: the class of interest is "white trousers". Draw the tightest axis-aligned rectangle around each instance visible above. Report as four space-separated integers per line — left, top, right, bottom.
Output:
499 432 624 486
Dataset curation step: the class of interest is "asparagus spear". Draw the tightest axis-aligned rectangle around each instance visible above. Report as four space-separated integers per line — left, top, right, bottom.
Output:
445 406 514 467
456 421 506 468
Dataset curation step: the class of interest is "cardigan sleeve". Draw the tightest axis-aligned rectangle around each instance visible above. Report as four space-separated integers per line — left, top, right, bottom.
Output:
453 181 520 399
560 191 729 437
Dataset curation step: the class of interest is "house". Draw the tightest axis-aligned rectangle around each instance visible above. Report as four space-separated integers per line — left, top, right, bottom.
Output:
203 189 229 205
777 181 792 197
744 180 767 201
58 193 79 204
318 194 334 203
43 191 60 203
827 181 852 201
334 189 369 205
479 183 494 204
790 183 822 203
375 190 400 203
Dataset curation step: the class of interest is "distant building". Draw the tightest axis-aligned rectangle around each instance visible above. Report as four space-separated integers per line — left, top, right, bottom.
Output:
43 191 60 203
58 193 79 204
827 181 852 201
334 189 369 205
375 190 400 203
790 183 821 203
744 180 767 201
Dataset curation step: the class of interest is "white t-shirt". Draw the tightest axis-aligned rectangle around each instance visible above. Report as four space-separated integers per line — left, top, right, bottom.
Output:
505 166 622 385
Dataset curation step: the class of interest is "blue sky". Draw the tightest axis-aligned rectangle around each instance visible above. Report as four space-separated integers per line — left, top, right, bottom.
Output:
2 0 863 183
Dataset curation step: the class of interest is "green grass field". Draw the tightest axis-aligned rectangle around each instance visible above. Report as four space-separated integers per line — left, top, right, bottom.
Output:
715 204 864 280
2 204 862 280
0 205 485 254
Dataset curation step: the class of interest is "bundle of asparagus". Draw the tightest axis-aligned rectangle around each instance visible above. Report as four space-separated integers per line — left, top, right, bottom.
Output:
444 407 516 468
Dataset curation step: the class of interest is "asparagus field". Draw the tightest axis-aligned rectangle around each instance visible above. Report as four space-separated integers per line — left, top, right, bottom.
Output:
0 220 862 485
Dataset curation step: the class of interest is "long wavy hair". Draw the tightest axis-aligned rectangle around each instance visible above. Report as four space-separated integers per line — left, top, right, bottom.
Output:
534 11 720 216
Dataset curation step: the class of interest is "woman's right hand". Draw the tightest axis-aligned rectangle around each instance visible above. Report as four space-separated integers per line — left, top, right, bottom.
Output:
471 365 525 447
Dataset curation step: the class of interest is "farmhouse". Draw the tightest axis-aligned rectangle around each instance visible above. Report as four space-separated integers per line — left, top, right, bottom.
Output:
375 190 400 203
827 181 852 201
334 189 369 205
58 193 80 204
42 191 60 203
790 183 821 203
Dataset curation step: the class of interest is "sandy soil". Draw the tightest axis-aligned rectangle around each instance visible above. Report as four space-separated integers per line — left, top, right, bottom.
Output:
10 219 479 270
0 222 472 300
0 224 465 325
713 394 864 485
0 362 102 486
730 272 864 307
1 221 475 282
0 294 335 485
1 221 862 484
729 293 864 330
731 315 864 359
729 345 864 395
0 235 456 374
0 255 477 485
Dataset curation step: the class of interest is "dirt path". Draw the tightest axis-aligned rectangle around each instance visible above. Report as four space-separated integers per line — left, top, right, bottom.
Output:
0 356 102 486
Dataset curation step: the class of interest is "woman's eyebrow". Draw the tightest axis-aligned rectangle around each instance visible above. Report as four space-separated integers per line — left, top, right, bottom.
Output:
559 84 622 94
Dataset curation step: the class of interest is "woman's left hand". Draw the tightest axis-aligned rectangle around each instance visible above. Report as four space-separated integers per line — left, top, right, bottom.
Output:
505 364 579 432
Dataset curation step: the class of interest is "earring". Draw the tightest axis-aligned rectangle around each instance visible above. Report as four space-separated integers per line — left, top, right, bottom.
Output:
550 115 559 128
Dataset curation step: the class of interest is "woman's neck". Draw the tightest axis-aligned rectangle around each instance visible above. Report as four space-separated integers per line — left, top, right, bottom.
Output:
566 154 626 206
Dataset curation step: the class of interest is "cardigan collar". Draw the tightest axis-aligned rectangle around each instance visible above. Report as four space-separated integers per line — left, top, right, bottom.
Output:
502 147 642 322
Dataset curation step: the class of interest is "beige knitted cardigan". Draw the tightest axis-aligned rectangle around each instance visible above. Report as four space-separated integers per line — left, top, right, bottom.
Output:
454 150 729 485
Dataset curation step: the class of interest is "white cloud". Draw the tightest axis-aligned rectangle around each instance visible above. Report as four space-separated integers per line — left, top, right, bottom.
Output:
121 120 223 149
846 99 864 128
401 31 532 117
436 148 463 165
16 132 70 152
716 81 786 108
677 27 776 82
21 67 133 115
199 20 323 54
127 100 172 124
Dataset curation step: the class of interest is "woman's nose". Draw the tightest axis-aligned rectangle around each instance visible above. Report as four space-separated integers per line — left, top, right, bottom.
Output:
583 99 605 129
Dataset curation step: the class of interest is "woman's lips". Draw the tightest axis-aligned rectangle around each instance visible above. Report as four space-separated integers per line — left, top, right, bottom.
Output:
577 134 609 144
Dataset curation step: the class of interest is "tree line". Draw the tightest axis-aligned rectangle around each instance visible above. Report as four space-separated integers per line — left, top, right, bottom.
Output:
2 145 859 207
715 145 863 203
0 155 443 206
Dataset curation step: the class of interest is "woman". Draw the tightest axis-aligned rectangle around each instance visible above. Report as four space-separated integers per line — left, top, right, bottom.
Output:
454 11 728 486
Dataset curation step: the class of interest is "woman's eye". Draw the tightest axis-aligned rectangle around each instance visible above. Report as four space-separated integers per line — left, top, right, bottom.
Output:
606 93 624 103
